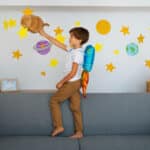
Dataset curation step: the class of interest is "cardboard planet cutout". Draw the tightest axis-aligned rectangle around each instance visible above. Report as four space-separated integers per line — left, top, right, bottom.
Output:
33 40 51 55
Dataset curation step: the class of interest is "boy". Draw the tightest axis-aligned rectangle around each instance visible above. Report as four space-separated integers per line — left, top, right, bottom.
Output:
39 27 89 139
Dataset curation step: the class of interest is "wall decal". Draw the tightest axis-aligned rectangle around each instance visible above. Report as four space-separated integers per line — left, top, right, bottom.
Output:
22 7 34 15
41 71 46 77
74 21 81 27
12 49 22 60
94 43 103 52
126 42 139 56
33 40 52 55
55 34 66 44
113 49 120 55
54 26 64 35
120 26 130 36
48 58 59 67
17 26 28 39
137 33 144 44
105 63 116 72
96 19 111 35
3 19 16 30
145 60 150 69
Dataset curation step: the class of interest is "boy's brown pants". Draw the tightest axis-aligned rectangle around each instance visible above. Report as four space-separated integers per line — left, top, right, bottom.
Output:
49 79 83 132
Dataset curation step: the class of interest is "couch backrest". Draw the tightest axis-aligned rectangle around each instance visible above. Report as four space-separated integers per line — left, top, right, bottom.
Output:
0 93 150 136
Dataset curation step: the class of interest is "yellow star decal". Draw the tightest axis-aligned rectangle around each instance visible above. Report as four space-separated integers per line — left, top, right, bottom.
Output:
17 26 28 39
113 49 120 55
137 34 144 44
3 19 16 30
120 26 130 36
22 7 33 15
74 21 81 27
145 60 150 69
55 34 66 44
41 71 46 77
106 63 116 72
9 19 17 28
49 59 59 67
94 43 103 52
12 50 23 60
54 26 64 35
3 20 9 30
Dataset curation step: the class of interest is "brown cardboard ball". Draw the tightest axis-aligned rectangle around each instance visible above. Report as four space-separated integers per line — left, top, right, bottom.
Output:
21 15 49 33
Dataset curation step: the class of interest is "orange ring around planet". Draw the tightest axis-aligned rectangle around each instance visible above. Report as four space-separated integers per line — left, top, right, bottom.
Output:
96 19 111 35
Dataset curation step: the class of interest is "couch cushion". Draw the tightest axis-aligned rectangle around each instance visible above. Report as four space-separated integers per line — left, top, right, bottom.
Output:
79 135 150 150
0 93 74 136
82 94 150 135
0 136 79 150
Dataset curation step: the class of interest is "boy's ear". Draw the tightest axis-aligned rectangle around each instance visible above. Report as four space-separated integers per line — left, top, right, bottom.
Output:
79 39 82 44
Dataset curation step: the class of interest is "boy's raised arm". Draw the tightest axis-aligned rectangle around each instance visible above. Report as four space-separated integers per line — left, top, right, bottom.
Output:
39 29 68 51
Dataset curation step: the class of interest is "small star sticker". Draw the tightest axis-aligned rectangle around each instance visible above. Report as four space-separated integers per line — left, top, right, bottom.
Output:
120 26 130 36
22 7 33 15
145 60 150 69
54 26 64 35
41 71 46 77
55 34 66 44
3 20 9 30
74 21 81 27
113 49 120 55
9 19 16 28
106 63 116 72
17 26 28 39
94 43 103 52
12 50 22 60
137 34 144 44
49 59 59 67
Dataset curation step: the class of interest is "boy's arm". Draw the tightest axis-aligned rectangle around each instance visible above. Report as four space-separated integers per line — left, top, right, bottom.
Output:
56 63 78 89
57 51 83 89
39 29 68 51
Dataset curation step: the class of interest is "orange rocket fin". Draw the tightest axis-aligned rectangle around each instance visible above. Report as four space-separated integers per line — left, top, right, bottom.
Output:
81 71 89 98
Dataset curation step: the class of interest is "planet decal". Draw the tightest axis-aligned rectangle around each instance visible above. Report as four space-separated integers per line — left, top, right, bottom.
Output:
96 19 111 35
126 43 139 56
33 40 51 55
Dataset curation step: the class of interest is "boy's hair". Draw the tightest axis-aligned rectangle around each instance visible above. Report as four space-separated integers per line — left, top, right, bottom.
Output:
69 27 89 45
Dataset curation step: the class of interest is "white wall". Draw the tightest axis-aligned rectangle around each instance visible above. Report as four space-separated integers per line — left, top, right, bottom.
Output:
0 0 150 6
0 6 150 92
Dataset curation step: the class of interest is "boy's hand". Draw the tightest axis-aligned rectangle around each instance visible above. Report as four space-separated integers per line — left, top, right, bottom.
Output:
56 81 64 89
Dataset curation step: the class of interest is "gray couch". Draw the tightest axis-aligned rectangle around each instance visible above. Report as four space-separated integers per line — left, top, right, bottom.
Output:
0 93 150 150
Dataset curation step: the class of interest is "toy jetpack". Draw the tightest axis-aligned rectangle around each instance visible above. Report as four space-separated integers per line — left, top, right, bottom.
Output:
81 45 95 98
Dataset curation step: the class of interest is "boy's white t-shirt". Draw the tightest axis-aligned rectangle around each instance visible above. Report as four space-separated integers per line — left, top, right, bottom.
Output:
64 46 84 82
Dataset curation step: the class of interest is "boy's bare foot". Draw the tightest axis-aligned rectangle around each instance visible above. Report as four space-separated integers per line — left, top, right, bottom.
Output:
51 127 64 137
69 131 83 139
